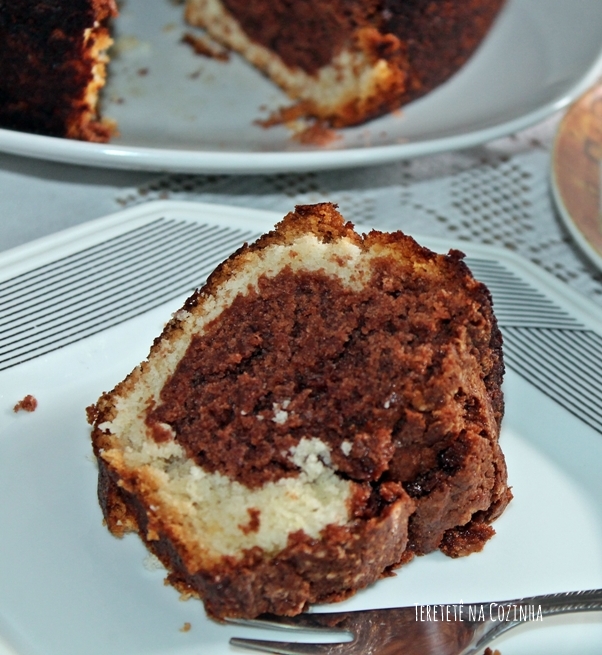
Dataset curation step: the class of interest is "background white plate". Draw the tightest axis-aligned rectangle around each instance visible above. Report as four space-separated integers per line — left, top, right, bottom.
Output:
1 202 601 655
1 0 602 173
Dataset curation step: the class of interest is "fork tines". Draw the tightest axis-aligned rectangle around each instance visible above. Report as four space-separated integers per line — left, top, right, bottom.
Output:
229 637 349 655
228 613 353 654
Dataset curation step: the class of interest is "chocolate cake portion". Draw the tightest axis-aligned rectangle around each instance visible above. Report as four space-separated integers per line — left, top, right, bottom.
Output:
0 0 117 141
216 0 381 75
185 0 506 126
89 203 511 620
381 0 507 104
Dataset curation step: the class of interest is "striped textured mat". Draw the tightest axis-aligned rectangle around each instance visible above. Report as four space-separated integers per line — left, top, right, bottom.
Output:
467 258 602 434
0 217 259 372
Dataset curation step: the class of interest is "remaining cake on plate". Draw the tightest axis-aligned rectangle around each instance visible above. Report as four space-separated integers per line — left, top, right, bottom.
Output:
0 0 117 141
0 0 505 140
186 0 506 127
88 203 511 620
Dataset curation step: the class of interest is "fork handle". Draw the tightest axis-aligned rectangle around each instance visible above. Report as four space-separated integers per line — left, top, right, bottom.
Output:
465 588 602 654
535 588 602 615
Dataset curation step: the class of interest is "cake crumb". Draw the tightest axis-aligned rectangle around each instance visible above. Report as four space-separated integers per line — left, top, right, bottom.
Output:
13 395 37 413
293 121 340 147
180 622 191 632
255 102 311 128
181 33 229 61
483 648 501 655
256 105 340 146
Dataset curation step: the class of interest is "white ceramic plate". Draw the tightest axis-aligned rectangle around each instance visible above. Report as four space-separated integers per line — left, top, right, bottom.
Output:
1 201 601 655
1 0 602 173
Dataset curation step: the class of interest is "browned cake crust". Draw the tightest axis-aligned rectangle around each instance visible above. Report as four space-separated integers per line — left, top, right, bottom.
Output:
97 458 414 618
0 0 117 141
89 203 511 620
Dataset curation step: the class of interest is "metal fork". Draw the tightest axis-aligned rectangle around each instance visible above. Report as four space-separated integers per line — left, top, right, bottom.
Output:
228 589 602 655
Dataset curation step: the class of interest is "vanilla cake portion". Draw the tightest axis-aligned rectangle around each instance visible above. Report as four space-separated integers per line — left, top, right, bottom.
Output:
89 203 511 620
0 0 117 141
185 0 506 127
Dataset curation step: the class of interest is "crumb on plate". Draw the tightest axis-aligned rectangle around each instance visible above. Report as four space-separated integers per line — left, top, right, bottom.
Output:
13 394 37 413
181 33 229 61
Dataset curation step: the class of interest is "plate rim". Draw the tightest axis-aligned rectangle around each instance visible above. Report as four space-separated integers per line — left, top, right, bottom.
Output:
2 3 602 174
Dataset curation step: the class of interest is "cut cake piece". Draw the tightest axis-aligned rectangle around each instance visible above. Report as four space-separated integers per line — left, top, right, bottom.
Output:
185 0 506 127
0 0 117 141
89 203 511 620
